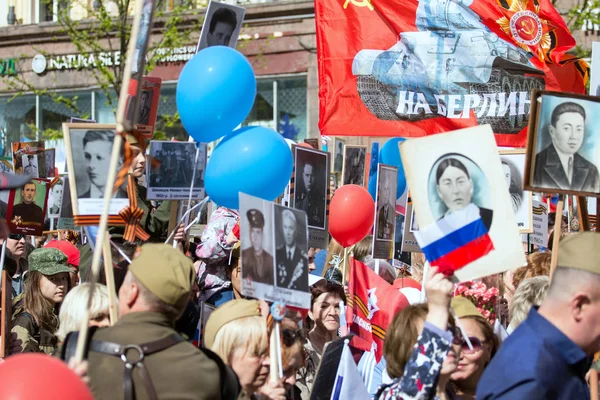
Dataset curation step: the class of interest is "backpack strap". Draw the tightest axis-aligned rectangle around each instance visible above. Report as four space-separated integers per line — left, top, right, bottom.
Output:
199 346 241 400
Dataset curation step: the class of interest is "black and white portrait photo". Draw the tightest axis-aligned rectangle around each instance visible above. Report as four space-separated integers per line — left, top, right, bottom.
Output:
342 145 367 186
401 125 527 282
429 154 494 232
526 92 600 195
401 203 422 253
58 176 75 230
372 164 397 259
63 124 128 216
274 205 309 293
293 146 328 230
500 150 533 233
47 178 64 217
147 141 207 200
240 193 311 309
22 154 39 178
196 1 246 51
333 138 345 174
43 149 56 178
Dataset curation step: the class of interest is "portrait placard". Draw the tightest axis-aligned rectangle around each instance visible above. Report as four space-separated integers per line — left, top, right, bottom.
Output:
12 141 44 175
57 176 75 230
36 148 56 179
523 200 549 248
500 150 533 233
240 193 310 309
401 203 422 253
401 124 526 281
196 1 246 52
5 179 49 236
332 137 345 175
342 145 367 187
291 145 330 249
116 0 155 132
146 141 207 200
590 42 600 97
524 90 600 196
63 123 128 217
21 153 39 178
304 138 319 150
372 164 397 259
127 77 162 138
47 177 65 218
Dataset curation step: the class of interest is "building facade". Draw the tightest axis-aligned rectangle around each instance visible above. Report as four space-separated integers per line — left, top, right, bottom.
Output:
0 0 318 160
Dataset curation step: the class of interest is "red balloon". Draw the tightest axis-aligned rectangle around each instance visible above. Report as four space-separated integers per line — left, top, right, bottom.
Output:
329 184 375 247
0 354 94 399
297 142 314 149
393 277 422 291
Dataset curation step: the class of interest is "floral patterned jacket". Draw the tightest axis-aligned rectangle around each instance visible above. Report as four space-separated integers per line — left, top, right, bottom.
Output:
377 322 452 400
195 207 239 301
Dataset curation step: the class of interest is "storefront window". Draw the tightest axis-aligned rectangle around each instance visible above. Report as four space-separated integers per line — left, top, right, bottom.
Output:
155 84 188 141
39 91 92 134
0 95 36 157
95 90 118 124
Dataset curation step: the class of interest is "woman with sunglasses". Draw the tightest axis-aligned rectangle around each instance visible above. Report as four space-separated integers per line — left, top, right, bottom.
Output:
377 266 455 400
2 233 28 296
449 296 499 400
11 248 72 354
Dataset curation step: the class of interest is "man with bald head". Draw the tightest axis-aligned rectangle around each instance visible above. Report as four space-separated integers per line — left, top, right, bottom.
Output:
477 233 600 399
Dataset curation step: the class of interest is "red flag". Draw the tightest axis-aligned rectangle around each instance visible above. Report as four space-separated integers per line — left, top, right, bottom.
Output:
315 0 589 147
347 258 410 362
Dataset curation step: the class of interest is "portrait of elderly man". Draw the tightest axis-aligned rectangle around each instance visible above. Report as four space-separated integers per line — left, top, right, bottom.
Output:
12 182 44 224
242 209 274 285
376 173 396 240
275 208 309 292
533 101 600 193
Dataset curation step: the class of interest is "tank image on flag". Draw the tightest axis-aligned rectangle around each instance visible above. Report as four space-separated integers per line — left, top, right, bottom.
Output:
351 0 545 134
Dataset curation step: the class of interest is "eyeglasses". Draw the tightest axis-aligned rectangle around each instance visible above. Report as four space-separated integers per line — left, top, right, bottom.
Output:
460 336 488 354
8 234 25 241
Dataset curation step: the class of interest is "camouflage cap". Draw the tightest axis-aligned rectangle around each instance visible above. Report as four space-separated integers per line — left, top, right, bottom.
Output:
204 299 261 349
28 248 72 276
129 244 196 312
451 296 483 319
558 232 600 274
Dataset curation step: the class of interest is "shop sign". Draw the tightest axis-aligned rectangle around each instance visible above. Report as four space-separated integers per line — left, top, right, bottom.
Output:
0 58 16 76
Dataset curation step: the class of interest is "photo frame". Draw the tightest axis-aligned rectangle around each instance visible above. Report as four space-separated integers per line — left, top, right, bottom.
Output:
146 141 207 200
331 137 345 174
524 90 600 197
401 124 526 281
12 141 44 175
196 0 246 52
116 0 156 132
5 178 50 236
57 176 75 230
401 202 422 253
372 164 397 259
590 42 600 97
63 123 128 217
291 145 330 249
127 77 162 139
342 145 367 187
240 193 310 309
500 149 533 233
304 138 320 150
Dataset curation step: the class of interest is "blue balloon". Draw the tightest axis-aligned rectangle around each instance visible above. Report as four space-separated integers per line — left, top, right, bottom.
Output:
379 138 407 198
368 170 378 201
176 46 256 143
205 127 293 209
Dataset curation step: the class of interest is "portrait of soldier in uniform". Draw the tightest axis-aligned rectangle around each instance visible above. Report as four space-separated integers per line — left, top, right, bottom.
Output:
532 100 600 193
12 182 44 224
275 207 309 292
343 146 367 186
294 148 327 230
376 173 396 240
241 209 274 285
22 155 39 178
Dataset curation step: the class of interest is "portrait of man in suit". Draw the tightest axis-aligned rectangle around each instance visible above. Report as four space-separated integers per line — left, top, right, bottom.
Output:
532 101 600 193
275 208 308 292
295 150 327 229
12 182 44 225
242 209 274 286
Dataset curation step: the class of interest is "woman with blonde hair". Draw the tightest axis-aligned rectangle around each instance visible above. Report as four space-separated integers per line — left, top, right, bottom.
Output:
205 299 283 399
508 276 550 333
56 283 111 343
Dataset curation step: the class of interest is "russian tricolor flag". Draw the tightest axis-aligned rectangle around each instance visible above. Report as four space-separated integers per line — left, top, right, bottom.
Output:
414 204 494 276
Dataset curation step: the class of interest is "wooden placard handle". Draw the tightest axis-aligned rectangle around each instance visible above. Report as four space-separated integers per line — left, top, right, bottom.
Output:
0 269 12 359
549 194 564 280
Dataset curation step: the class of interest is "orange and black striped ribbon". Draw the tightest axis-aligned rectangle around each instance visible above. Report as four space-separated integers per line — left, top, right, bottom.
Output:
118 175 150 243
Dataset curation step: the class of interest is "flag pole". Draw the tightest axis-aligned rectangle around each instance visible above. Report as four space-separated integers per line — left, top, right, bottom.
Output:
342 247 349 287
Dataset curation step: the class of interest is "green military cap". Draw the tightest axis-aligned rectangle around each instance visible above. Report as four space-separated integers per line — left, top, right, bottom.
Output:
247 209 265 229
28 248 72 276
451 296 483 319
204 299 261 349
558 232 600 274
129 244 195 312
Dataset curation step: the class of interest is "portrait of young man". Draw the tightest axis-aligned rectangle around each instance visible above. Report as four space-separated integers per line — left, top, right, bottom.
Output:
12 182 44 224
197 2 245 51
242 209 274 286
532 101 600 193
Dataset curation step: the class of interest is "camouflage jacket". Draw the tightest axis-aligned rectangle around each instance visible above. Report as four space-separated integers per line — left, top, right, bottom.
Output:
11 294 59 355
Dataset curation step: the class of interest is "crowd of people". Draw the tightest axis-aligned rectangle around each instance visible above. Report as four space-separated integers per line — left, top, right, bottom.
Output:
0 142 598 400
